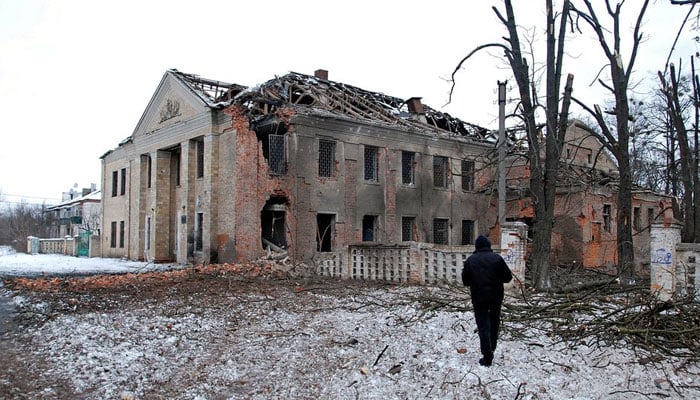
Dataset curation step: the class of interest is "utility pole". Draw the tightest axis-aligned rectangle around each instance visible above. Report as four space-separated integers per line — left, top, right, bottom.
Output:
498 81 507 226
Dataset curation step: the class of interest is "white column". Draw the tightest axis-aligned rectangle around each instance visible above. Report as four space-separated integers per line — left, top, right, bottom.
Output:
650 221 682 301
500 222 527 289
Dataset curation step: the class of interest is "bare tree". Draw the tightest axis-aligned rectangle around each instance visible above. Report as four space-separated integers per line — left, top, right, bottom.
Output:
0 201 55 251
450 0 574 290
658 61 700 242
570 0 650 284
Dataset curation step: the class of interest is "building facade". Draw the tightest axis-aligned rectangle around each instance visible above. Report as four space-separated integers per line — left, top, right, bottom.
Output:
101 69 674 274
100 69 497 264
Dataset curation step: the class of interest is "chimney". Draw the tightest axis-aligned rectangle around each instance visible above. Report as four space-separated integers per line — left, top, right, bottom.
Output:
406 97 427 123
314 69 328 80
406 97 425 114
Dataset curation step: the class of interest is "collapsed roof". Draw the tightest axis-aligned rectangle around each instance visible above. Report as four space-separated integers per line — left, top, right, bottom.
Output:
169 69 491 140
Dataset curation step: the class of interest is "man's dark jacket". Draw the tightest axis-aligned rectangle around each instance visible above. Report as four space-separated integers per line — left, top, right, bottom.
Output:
462 237 513 308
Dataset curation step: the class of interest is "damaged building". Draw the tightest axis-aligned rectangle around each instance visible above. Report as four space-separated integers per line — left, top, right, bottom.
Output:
100 69 499 265
100 68 674 275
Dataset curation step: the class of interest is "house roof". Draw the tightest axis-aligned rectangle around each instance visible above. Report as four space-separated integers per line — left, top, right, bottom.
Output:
232 71 492 140
47 190 101 211
169 69 246 108
166 69 491 140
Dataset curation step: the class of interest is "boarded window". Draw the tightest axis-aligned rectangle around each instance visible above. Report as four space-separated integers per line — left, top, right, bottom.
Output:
401 216 416 242
433 156 448 188
317 213 335 252
364 146 378 181
268 134 287 175
402 151 415 185
461 220 474 245
319 140 336 177
433 218 449 245
461 160 475 191
363 215 377 242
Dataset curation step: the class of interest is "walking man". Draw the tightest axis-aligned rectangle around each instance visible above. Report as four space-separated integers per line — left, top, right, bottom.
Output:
462 235 513 366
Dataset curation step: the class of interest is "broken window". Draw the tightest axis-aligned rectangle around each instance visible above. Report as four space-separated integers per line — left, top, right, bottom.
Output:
319 139 336 177
317 213 335 252
195 212 204 251
433 218 449 245
110 221 117 248
461 220 474 245
603 204 612 233
362 215 377 242
461 160 475 191
120 168 126 195
111 171 118 197
364 145 379 182
433 156 449 188
401 151 415 185
401 216 416 242
261 197 287 250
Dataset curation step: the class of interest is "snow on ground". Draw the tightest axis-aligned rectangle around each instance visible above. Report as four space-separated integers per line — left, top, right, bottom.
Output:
1 251 699 399
0 246 181 277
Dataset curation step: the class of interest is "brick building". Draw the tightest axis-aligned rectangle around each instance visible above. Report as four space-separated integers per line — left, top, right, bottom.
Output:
100 69 674 273
100 69 498 264
501 120 675 273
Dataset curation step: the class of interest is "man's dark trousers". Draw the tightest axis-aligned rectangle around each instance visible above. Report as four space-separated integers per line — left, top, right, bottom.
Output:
474 304 502 364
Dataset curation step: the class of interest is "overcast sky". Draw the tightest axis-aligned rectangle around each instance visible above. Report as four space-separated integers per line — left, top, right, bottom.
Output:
0 0 696 205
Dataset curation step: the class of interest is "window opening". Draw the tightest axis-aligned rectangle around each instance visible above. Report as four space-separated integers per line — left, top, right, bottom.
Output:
364 146 378 181
268 134 287 175
172 148 181 186
461 160 475 191
110 221 117 248
147 155 152 188
120 168 126 195
119 221 125 248
195 212 204 251
319 139 336 177
362 215 377 242
603 204 612 233
261 196 288 250
433 156 448 188
433 218 449 244
461 220 474 245
196 139 204 178
402 151 415 185
111 171 118 197
633 207 641 231
401 216 416 242
647 207 655 228
317 213 335 252
146 217 151 251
